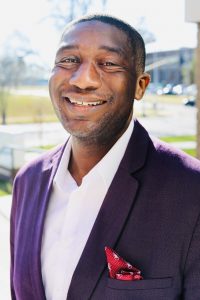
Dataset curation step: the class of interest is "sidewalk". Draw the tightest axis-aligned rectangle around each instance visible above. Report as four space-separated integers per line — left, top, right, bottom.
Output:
0 195 12 300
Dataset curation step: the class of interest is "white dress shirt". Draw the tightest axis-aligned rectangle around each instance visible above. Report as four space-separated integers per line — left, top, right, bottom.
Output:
41 120 134 300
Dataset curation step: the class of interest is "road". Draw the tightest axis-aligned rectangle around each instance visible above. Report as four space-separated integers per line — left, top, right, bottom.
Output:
136 101 196 137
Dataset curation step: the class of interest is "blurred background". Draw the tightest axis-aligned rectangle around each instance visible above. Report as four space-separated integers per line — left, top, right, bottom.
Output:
0 0 200 298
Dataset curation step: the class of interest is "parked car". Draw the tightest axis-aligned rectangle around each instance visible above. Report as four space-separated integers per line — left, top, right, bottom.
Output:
172 84 184 95
159 83 181 95
161 84 174 95
183 96 196 107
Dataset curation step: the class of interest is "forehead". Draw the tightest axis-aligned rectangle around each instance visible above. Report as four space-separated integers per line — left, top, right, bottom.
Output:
59 21 130 55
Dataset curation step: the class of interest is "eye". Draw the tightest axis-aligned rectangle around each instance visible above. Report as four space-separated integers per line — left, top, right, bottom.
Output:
98 60 125 72
61 57 79 63
55 56 80 67
101 61 118 67
104 62 116 66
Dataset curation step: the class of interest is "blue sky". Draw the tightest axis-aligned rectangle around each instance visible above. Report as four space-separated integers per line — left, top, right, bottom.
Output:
0 0 197 67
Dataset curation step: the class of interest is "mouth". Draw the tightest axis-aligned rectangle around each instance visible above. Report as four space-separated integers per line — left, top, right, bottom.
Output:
63 97 107 107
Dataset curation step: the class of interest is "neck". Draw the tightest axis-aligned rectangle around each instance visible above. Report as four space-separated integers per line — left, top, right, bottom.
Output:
68 138 115 185
68 118 132 185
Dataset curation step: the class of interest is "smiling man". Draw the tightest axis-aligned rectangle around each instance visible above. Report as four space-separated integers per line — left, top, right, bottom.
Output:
10 15 200 300
49 18 149 185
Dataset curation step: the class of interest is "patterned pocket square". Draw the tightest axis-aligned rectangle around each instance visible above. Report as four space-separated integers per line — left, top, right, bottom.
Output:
105 246 143 281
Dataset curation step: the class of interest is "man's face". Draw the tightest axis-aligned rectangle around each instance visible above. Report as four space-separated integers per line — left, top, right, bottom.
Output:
49 21 137 145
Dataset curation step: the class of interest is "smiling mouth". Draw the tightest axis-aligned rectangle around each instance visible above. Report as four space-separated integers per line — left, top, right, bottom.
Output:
64 97 107 107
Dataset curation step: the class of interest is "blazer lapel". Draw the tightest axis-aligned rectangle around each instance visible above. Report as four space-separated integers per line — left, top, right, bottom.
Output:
68 120 150 299
29 144 67 299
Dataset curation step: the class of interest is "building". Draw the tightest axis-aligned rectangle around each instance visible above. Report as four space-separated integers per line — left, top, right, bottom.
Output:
146 47 194 86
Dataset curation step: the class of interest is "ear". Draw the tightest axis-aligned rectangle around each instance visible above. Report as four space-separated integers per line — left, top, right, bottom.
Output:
135 73 151 100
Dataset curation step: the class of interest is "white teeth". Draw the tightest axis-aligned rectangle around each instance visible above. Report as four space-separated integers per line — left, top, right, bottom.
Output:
68 99 104 106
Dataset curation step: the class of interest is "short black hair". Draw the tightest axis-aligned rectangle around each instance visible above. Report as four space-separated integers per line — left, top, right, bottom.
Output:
63 14 146 75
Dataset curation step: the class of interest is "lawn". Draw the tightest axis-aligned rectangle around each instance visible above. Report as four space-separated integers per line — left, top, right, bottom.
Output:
160 135 196 157
160 135 196 143
1 90 57 124
182 149 196 156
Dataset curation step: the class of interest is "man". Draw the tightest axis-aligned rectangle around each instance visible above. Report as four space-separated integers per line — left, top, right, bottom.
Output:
10 14 200 300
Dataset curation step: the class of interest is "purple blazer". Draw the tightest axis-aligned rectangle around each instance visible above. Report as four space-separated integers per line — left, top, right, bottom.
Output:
10 120 200 299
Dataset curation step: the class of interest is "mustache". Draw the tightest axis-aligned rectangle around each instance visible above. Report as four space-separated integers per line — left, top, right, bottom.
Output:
62 91 113 102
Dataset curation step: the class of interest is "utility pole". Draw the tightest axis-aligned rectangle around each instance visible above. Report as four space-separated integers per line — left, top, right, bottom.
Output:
185 0 200 159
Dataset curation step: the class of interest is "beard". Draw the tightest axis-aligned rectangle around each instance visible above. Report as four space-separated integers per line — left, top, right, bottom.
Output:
58 101 133 147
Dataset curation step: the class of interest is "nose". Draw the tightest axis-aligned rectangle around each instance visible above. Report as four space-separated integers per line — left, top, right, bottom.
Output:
69 62 101 90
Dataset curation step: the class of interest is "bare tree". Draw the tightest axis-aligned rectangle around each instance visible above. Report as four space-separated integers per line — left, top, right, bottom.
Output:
0 55 27 124
135 17 156 44
47 0 107 30
0 31 35 125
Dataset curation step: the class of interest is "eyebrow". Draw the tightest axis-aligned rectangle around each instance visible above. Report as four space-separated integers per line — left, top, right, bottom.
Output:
56 45 79 56
56 44 126 58
98 45 126 58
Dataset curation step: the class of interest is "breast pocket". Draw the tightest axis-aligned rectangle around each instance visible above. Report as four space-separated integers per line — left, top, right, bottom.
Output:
105 277 174 300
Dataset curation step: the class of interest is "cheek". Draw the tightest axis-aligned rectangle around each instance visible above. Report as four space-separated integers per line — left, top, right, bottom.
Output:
124 77 137 99
110 73 134 92
49 74 63 112
49 68 68 95
114 79 134 100
49 70 59 97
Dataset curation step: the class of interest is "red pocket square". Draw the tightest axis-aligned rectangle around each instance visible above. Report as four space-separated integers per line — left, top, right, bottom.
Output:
105 246 143 281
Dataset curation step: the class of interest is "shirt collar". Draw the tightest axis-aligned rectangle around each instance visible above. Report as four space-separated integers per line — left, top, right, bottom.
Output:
90 120 134 189
54 137 72 191
54 120 134 191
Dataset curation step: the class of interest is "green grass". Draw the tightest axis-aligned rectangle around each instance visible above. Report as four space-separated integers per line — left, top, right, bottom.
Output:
182 148 196 157
160 135 196 157
160 135 196 143
0 91 57 124
0 180 12 196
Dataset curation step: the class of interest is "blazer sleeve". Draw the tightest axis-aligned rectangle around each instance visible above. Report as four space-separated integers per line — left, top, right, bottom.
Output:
183 211 200 299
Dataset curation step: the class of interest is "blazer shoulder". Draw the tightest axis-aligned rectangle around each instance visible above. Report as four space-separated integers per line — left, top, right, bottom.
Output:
14 143 65 182
151 137 200 178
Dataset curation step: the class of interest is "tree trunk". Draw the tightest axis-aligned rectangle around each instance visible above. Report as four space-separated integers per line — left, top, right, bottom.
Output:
196 22 200 159
2 110 6 125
